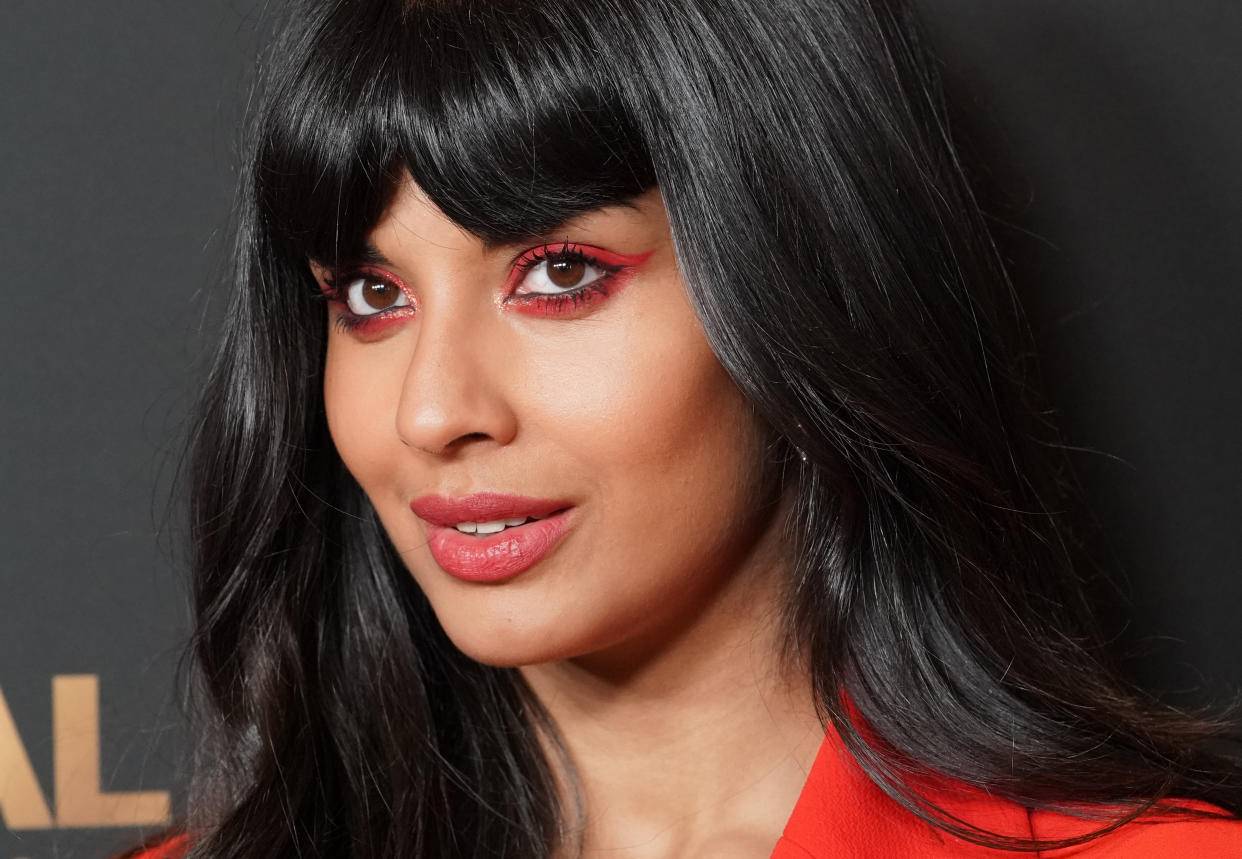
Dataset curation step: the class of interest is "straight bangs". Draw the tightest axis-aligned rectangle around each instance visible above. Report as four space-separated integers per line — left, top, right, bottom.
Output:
254 0 657 268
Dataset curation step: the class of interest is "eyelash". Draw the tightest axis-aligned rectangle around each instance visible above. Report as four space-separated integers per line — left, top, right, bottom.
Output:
505 241 626 316
318 269 414 334
319 242 630 332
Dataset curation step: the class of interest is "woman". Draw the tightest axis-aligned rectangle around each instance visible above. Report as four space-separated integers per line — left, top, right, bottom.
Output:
128 0 1242 855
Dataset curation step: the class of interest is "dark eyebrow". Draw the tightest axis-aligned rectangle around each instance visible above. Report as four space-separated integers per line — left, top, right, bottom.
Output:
359 244 396 267
477 197 646 254
479 198 645 254
359 197 647 263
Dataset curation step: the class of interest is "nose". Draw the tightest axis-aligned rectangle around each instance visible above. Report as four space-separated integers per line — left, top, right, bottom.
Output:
395 305 519 456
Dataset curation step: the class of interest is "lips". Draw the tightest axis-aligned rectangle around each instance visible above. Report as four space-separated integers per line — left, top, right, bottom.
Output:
410 493 571 527
409 493 575 582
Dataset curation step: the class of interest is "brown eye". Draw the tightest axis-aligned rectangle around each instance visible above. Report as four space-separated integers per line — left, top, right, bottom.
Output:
547 258 586 288
362 280 401 309
522 255 605 295
344 276 411 316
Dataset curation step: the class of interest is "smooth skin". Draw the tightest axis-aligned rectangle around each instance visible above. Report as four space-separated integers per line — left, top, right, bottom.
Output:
316 177 824 857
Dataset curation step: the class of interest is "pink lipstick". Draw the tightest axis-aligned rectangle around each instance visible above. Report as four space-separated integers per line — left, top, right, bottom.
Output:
409 493 575 583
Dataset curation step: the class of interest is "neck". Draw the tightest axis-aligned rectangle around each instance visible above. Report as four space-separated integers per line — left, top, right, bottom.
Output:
520 531 825 858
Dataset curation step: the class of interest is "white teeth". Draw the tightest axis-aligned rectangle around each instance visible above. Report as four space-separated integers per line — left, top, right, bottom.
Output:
453 517 534 535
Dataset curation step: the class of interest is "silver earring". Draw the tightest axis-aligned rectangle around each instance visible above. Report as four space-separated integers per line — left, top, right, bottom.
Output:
794 423 808 463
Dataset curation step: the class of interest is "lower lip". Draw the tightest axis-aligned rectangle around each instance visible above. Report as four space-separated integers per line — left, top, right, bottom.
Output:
424 509 575 583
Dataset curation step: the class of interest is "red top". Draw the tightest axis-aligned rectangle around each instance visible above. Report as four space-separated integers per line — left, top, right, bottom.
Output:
773 723 1242 857
124 836 188 859
132 725 1241 859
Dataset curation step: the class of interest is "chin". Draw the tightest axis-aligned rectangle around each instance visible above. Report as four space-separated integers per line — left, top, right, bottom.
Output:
423 595 591 668
441 624 584 668
409 552 620 668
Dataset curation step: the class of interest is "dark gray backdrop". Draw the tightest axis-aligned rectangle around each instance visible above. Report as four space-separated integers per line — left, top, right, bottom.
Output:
1 3 1238 856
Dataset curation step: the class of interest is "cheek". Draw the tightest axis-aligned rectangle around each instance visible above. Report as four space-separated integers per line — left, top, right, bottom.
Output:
521 286 771 553
322 337 404 496
607 360 767 552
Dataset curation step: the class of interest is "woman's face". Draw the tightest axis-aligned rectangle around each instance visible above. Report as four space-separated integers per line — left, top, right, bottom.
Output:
316 178 789 668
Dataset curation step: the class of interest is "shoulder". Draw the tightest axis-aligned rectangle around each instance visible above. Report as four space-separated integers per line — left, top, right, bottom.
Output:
1032 800 1242 857
112 833 190 859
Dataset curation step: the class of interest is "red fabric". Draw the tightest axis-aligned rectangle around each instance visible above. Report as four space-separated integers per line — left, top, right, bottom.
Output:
129 730 1242 859
127 833 188 859
772 724 1242 858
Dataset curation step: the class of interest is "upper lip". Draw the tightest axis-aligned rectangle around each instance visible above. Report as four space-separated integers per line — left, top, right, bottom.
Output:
409 492 572 527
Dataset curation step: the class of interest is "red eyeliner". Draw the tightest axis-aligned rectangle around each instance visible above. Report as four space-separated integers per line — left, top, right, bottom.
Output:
505 243 653 318
322 244 653 330
504 243 652 291
323 265 417 335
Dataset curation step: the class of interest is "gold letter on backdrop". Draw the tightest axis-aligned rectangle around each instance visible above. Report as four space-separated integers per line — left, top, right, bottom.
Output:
0 682 55 829
53 675 170 828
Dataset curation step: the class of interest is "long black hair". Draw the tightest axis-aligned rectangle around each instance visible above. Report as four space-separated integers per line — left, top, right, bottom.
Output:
183 0 1242 855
